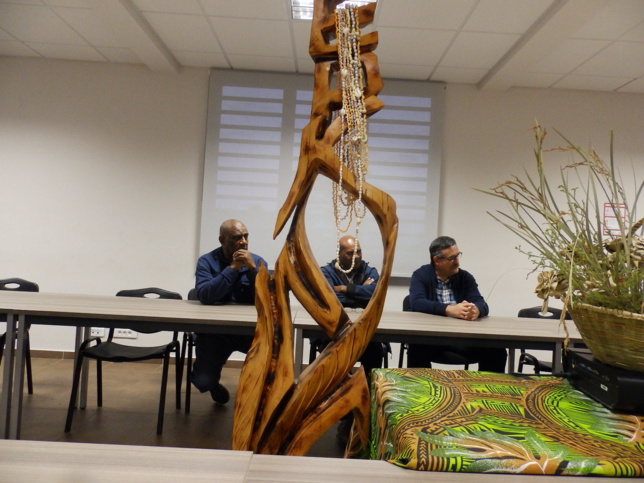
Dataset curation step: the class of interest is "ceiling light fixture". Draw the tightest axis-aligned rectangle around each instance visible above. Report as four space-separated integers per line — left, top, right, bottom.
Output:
291 0 375 20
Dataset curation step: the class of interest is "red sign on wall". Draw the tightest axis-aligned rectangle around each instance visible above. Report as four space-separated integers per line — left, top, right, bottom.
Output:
603 203 627 235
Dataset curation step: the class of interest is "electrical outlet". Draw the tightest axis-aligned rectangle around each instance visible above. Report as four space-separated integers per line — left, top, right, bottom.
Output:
114 328 138 339
90 328 105 337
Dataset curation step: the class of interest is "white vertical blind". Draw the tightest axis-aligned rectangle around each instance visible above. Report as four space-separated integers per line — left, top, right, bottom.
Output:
201 69 444 277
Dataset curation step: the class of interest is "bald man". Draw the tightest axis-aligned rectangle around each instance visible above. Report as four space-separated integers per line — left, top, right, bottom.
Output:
321 235 378 308
319 235 387 440
192 219 267 405
319 237 386 371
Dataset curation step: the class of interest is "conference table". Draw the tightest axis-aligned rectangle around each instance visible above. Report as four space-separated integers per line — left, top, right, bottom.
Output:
1 291 582 440
293 307 583 376
0 290 263 439
0 439 620 482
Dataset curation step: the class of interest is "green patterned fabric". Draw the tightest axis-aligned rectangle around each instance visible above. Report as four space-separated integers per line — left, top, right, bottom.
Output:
369 369 644 477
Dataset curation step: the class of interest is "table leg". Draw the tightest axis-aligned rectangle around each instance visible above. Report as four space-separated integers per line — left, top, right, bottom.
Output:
9 315 27 439
294 327 303 379
0 313 17 438
508 348 516 373
553 342 563 373
74 326 90 409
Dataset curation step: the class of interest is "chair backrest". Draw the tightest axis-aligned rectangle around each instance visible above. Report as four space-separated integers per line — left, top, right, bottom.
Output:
517 306 571 320
114 287 182 336
402 295 411 312
0 278 39 292
187 288 198 301
116 287 182 300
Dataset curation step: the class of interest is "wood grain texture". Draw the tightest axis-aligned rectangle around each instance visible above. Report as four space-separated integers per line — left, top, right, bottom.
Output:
232 0 398 456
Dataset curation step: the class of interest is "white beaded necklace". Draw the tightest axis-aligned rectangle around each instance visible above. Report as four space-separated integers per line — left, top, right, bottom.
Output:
333 4 369 274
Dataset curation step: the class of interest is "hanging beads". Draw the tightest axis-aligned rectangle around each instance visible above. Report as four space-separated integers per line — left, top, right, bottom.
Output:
333 4 369 273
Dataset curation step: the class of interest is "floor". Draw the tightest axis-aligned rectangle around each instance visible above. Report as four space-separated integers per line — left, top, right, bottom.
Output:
13 357 346 458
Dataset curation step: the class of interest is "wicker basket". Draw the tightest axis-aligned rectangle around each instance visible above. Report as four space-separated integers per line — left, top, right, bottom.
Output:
568 302 644 373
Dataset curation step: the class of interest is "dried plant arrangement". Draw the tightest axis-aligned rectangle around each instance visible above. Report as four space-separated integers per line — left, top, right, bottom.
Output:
478 124 644 371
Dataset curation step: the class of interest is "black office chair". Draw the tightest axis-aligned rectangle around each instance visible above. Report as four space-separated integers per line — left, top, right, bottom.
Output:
308 338 391 368
0 278 39 394
181 288 198 413
65 287 182 435
400 295 473 369
516 306 571 374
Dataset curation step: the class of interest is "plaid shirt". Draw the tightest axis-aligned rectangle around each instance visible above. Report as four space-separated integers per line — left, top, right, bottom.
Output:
436 277 456 305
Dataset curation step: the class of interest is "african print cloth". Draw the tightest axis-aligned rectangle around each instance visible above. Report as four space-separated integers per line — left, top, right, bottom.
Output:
369 369 644 477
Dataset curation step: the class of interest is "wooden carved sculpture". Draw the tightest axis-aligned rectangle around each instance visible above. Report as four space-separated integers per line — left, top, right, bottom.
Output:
232 0 397 456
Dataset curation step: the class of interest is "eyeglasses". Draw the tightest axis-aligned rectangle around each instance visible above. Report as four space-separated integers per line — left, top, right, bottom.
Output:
438 252 462 262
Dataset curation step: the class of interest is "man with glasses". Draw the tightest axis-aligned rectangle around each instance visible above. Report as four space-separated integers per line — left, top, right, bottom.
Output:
406 235 507 372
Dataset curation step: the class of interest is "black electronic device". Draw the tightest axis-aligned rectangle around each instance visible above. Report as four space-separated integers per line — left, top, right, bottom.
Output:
567 349 644 414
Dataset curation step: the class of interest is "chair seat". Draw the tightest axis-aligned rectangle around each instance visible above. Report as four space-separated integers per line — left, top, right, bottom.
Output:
83 340 177 363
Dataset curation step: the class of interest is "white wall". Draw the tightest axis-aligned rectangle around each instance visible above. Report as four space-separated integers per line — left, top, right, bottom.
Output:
1 57 643 353
440 84 644 318
1 57 208 350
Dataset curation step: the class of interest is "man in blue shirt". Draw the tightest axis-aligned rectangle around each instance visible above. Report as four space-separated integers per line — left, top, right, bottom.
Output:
407 235 506 372
320 235 388 441
192 219 267 404
320 235 386 379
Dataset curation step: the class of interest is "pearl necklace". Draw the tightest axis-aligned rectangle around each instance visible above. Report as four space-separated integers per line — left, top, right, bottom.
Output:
333 4 369 274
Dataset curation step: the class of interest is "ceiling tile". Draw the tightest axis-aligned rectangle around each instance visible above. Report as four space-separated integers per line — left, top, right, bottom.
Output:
431 65 487 84
574 41 644 78
209 17 293 57
0 27 15 40
616 76 644 93
96 46 141 64
573 0 644 40
42 0 91 7
228 54 296 72
511 72 564 89
377 0 475 30
441 31 520 69
55 7 127 47
463 0 552 34
533 39 611 74
132 0 202 15
292 19 312 59
1 0 46 5
0 39 40 56
198 0 288 20
0 3 87 44
379 63 432 80
377 27 454 66
553 74 636 92
172 50 229 68
143 12 221 52
621 22 644 42
26 41 105 61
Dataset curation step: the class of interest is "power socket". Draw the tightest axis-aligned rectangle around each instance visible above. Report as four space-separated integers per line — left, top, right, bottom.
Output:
90 328 105 338
114 328 138 339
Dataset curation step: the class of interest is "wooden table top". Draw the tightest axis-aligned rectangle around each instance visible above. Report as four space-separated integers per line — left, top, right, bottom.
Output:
0 440 619 482
0 291 264 331
294 307 582 344
0 440 253 482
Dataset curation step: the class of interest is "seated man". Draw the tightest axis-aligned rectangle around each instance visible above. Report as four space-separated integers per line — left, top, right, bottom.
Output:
407 235 506 372
320 235 388 441
319 235 387 380
192 219 267 404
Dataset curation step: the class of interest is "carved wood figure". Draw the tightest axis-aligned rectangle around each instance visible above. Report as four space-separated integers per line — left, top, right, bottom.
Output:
232 0 397 456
